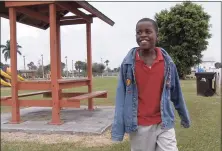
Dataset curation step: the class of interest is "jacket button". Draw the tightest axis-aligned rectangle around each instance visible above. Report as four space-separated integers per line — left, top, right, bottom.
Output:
161 124 165 129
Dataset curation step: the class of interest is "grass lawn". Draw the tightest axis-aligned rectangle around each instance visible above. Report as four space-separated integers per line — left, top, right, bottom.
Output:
1 77 221 151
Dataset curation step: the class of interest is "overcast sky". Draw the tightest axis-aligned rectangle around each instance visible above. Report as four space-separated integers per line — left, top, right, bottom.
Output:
1 1 221 70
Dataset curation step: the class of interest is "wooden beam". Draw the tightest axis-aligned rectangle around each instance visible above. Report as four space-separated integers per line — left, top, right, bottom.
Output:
34 2 81 12
60 19 91 26
56 2 92 23
56 19 61 79
43 92 107 98
75 1 115 26
1 99 11 106
16 7 49 23
9 7 20 123
60 15 95 21
5 1 53 7
0 13 47 30
67 91 107 101
36 5 65 12
86 23 93 110
18 14 27 22
1 91 51 101
58 79 89 89
60 100 80 108
19 100 52 107
18 81 51 90
1 99 80 108
56 18 62 107
49 3 62 125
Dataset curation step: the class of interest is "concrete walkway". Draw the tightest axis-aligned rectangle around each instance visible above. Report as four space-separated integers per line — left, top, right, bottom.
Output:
1 106 114 135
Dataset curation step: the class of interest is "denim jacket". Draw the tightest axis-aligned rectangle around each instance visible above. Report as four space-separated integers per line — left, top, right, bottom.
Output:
111 47 191 141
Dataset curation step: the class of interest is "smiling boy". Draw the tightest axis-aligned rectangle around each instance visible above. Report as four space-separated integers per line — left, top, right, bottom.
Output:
111 18 191 151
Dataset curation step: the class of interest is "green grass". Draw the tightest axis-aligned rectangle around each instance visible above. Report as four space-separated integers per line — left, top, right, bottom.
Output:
1 77 221 151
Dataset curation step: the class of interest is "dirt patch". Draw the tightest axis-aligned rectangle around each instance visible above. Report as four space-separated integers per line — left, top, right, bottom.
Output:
1 129 129 147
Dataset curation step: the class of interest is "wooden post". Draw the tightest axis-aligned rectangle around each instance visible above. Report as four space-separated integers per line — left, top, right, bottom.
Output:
56 20 61 79
9 7 20 123
56 18 62 109
86 23 93 110
49 3 62 125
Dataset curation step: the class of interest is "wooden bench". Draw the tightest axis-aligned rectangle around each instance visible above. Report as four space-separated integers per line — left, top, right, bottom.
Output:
67 91 107 101
1 90 51 101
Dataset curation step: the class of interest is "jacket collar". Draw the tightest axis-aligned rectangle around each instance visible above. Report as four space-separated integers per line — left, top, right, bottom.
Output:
123 47 173 65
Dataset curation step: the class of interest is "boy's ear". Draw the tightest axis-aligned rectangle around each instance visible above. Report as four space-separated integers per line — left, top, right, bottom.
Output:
156 34 159 42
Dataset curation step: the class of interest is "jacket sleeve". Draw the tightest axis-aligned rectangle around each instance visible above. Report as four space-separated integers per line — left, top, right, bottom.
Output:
170 63 191 128
111 64 126 141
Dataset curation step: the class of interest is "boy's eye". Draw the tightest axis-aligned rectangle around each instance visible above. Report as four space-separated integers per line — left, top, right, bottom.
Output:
137 31 142 35
145 30 152 34
137 30 152 35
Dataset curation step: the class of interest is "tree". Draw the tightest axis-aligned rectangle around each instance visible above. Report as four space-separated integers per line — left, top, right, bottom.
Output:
107 67 112 72
0 40 22 62
104 60 109 69
27 61 37 70
75 61 87 76
98 63 106 74
92 62 105 76
155 1 211 79
43 62 66 74
0 62 4 68
215 62 222 69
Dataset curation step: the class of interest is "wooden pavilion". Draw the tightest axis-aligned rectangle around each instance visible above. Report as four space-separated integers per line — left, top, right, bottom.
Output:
0 1 114 125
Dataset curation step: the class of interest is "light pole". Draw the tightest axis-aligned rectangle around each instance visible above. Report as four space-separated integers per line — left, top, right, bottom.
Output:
65 56 68 77
72 59 74 77
23 55 26 70
41 54 44 79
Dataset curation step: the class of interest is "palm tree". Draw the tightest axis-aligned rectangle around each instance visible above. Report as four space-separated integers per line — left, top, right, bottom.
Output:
104 60 109 69
0 40 22 62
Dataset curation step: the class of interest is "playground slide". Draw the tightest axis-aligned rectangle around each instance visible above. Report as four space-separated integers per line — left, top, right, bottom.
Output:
0 78 11 87
6 69 25 81
0 69 25 87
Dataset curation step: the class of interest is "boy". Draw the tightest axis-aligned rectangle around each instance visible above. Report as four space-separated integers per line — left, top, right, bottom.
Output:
111 18 191 151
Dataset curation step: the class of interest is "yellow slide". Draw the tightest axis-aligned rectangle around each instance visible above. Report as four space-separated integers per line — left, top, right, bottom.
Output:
1 78 11 87
0 69 25 87
6 68 25 81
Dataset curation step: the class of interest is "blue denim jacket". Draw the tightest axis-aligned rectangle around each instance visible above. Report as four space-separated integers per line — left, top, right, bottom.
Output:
111 47 191 141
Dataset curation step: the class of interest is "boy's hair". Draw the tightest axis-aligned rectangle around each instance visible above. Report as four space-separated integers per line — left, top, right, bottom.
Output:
136 18 159 34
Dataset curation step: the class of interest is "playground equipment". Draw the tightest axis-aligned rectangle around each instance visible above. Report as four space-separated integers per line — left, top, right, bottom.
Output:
1 79 11 87
0 67 25 87
0 1 114 125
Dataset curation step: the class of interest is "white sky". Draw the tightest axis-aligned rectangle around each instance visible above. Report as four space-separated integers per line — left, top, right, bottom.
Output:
1 1 221 70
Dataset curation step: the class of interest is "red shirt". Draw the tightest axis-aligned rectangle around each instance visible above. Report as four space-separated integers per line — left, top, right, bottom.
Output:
135 47 165 126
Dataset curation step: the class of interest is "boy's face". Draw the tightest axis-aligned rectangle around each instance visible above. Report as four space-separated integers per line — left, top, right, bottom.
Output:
136 21 157 50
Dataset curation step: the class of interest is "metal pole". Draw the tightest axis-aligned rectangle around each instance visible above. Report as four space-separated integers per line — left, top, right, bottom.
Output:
72 59 74 77
65 56 68 77
23 55 26 70
41 54 44 79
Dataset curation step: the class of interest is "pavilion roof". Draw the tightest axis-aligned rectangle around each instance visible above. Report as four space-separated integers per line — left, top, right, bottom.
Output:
0 1 114 30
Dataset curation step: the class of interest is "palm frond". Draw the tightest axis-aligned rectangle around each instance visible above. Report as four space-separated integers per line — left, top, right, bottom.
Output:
0 45 6 49
4 52 9 62
2 48 9 53
17 50 22 55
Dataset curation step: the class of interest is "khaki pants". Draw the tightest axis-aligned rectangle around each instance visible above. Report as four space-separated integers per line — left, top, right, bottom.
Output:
130 124 178 151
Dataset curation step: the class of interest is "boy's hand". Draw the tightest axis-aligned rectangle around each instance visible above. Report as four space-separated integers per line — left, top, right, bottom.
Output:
181 120 190 128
